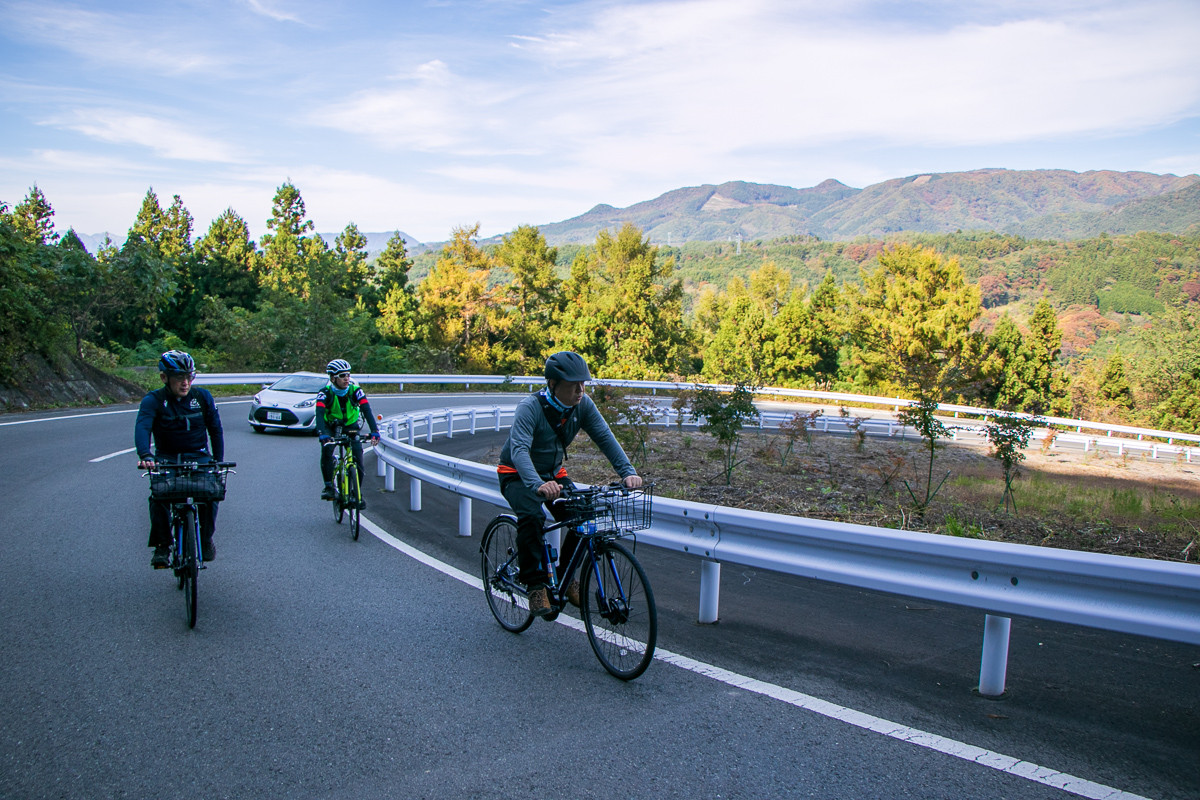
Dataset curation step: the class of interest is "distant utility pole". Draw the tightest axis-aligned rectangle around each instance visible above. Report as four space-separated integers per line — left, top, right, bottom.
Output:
736 233 742 255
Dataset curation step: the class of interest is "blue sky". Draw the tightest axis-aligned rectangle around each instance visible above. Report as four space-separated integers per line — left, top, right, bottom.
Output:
2 0 1199 243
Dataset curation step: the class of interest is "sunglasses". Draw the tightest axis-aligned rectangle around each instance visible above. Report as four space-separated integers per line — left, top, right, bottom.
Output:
333 372 351 379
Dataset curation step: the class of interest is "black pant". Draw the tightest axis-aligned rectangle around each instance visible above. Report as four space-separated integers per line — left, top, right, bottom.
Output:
148 498 216 548
499 474 579 588
147 453 218 547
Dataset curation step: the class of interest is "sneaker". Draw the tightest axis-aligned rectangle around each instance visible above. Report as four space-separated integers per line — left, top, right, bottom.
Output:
201 539 216 562
320 484 335 500
150 545 170 569
354 498 366 510
565 580 582 608
528 587 552 617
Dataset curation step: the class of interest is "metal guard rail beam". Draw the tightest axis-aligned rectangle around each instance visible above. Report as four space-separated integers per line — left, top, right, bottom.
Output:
372 404 1200 651
196 372 1200 447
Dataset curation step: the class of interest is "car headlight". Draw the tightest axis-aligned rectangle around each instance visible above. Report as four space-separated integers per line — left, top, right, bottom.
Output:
252 394 262 405
296 398 317 408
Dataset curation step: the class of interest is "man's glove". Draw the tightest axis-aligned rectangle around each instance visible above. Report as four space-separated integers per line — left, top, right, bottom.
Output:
319 435 331 444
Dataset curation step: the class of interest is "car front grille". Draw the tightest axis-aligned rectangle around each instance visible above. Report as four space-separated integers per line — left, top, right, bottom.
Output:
253 407 301 425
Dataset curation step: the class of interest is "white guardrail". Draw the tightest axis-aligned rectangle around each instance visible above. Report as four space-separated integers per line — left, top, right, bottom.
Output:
199 373 1200 696
362 400 1200 700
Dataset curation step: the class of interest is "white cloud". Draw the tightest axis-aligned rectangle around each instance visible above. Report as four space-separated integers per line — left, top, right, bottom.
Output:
52 109 245 163
0 1 224 75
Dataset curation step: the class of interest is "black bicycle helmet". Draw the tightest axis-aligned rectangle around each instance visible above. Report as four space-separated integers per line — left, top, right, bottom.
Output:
326 358 352 376
158 350 195 376
544 351 591 382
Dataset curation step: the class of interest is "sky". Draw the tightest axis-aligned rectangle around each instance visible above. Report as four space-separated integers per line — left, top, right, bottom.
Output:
2 0 1199 244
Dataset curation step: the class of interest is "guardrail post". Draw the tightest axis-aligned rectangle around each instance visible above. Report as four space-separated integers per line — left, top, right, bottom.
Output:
410 477 422 511
470 408 477 434
494 408 502 431
446 409 454 438
376 446 386 477
425 414 434 443
458 497 472 537
978 614 1011 698
385 461 395 492
699 560 721 624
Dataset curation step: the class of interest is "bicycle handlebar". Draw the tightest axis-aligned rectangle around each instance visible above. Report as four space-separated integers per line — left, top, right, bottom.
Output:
137 460 237 470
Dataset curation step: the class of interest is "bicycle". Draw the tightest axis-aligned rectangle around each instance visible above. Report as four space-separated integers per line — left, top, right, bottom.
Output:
480 482 657 680
326 431 372 541
143 460 236 629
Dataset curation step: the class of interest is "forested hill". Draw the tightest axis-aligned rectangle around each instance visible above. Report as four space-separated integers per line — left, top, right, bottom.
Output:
516 169 1200 246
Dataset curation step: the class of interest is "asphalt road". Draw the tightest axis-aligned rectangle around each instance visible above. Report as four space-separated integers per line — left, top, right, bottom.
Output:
1 393 1197 800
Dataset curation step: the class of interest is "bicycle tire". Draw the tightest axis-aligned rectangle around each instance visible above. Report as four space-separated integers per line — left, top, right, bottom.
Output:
481 516 533 633
332 452 345 524
348 460 361 541
182 507 198 629
581 540 656 680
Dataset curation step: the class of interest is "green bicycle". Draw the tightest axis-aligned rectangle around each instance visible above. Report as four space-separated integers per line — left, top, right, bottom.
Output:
327 431 371 540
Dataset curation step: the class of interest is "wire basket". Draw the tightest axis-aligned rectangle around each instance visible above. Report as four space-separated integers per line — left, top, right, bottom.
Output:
577 484 653 533
150 468 227 502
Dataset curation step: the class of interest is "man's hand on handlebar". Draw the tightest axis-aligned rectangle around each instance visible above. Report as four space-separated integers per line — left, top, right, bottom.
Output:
536 480 562 501
623 474 643 489
138 457 155 469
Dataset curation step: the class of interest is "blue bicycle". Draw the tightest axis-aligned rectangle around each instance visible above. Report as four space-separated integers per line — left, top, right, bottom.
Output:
481 482 657 680
144 460 235 628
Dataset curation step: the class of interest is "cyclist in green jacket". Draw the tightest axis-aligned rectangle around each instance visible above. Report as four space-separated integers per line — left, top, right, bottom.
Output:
316 359 381 505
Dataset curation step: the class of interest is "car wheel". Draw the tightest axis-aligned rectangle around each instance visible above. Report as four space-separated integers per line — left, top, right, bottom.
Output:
252 425 265 433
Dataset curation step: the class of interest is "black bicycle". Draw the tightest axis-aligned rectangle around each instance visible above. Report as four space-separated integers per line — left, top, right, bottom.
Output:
327 432 371 540
144 460 235 629
481 482 657 680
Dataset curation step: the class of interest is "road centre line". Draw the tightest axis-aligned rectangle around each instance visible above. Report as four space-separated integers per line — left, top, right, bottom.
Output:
360 514 1152 800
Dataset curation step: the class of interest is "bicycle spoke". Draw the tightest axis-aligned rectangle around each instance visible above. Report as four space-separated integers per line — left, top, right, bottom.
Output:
481 517 533 633
582 541 656 679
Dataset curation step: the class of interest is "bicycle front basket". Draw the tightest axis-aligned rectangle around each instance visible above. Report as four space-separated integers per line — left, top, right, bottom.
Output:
150 469 226 502
606 485 653 532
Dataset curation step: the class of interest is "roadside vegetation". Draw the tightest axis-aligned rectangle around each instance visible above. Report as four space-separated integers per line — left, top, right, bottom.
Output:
4 181 1199 562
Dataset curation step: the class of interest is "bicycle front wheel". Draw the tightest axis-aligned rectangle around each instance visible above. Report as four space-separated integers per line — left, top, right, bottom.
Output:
481 516 533 633
332 454 345 524
181 508 199 629
348 462 361 541
581 540 656 680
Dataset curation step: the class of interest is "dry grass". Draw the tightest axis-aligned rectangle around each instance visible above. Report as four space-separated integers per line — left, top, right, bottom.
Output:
545 427 1200 564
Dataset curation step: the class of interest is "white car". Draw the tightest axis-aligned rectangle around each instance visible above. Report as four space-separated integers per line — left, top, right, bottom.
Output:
248 372 328 433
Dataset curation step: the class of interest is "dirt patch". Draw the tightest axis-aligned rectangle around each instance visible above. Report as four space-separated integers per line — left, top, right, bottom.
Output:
489 427 1200 565
2 352 145 411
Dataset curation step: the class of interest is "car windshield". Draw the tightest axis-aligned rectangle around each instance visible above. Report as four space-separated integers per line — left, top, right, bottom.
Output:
269 375 327 393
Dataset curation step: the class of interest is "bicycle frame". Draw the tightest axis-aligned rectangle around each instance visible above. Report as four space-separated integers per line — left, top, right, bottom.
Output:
495 484 650 610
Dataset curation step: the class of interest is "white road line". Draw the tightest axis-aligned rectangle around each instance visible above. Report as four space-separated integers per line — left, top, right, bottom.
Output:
90 447 136 462
0 408 137 426
361 514 1152 800
1 399 246 428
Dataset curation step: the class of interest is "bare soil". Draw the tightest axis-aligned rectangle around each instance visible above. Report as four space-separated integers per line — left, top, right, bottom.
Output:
547 427 1200 565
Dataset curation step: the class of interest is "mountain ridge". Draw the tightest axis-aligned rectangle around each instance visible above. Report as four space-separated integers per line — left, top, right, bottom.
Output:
70 168 1200 253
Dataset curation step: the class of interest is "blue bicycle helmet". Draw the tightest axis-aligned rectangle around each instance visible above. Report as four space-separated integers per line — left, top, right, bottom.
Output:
326 358 352 376
158 350 195 376
544 351 591 382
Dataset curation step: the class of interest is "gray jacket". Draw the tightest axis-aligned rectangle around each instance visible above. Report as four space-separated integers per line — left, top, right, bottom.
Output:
499 391 636 491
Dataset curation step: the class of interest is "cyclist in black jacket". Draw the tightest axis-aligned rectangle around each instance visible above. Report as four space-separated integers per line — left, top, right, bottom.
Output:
135 350 225 568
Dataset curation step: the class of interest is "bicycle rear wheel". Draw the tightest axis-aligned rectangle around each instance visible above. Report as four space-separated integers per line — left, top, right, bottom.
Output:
181 508 199 629
348 462 361 541
481 516 533 633
581 540 656 680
